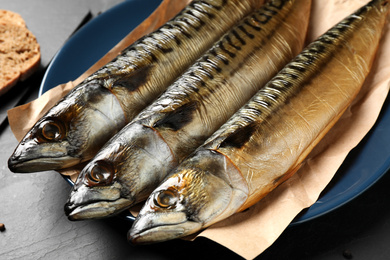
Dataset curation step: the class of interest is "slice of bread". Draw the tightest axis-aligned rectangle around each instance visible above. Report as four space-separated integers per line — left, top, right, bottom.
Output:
0 10 40 95
0 10 26 27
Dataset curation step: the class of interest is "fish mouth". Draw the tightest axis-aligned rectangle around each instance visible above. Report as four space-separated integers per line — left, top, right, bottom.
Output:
128 215 202 244
65 198 134 221
8 155 81 173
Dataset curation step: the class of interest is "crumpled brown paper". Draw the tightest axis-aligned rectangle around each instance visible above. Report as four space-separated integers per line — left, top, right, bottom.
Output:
7 1 390 259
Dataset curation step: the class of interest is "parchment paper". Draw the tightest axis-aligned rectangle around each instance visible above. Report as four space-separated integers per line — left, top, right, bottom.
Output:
7 1 390 259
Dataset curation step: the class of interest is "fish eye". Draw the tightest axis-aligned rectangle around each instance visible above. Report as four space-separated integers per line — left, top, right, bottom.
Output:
153 189 179 209
86 160 114 186
38 119 65 142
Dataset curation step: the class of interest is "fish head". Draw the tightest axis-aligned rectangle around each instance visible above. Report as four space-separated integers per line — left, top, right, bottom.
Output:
128 170 205 244
64 142 136 220
64 123 176 220
128 150 248 244
8 82 126 173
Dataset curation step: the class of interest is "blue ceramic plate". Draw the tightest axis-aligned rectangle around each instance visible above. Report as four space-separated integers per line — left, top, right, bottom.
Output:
40 0 390 224
40 0 163 95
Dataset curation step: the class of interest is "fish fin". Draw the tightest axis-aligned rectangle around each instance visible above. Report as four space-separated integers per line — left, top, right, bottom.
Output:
153 101 198 131
218 122 257 149
273 162 302 186
111 65 153 91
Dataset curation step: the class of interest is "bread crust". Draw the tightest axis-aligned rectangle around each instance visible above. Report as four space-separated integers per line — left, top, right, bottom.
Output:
0 10 41 96
0 10 26 27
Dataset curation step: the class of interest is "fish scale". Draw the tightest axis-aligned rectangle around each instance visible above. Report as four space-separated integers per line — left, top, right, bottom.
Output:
8 0 256 173
65 0 312 221
138 0 308 127
128 0 390 244
208 0 390 208
210 9 379 148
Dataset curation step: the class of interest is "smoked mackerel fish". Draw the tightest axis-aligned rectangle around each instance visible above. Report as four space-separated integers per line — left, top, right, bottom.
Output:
8 0 257 172
65 0 312 220
129 0 390 244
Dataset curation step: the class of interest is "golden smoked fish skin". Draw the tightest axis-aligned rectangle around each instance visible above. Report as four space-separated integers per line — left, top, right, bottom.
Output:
8 0 255 173
64 0 312 221
129 0 390 244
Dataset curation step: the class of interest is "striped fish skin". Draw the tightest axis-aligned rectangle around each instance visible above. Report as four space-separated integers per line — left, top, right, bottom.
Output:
8 0 255 173
64 0 312 221
128 0 390 244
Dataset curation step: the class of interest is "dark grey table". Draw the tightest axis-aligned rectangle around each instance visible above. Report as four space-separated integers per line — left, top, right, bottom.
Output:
1 1 389 259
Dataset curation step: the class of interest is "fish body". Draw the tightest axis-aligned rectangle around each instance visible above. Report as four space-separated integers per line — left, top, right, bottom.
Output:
8 0 256 173
64 0 312 220
129 0 390 244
